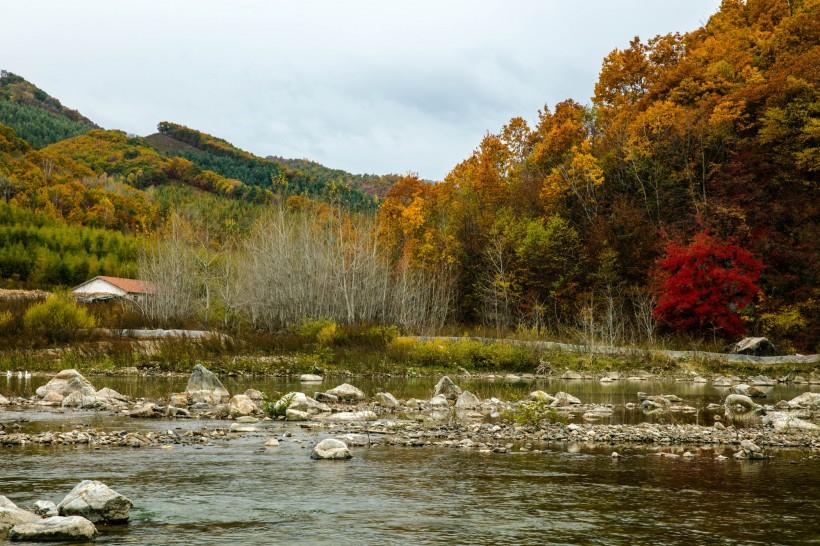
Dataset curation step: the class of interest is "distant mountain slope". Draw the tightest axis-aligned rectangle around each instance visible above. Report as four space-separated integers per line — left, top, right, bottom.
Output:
0 71 96 148
148 121 395 210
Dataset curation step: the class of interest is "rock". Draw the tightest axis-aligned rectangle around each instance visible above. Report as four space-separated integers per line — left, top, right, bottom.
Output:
326 383 365 401
713 376 733 387
185 363 229 404
244 389 265 401
168 392 190 407
455 390 480 409
314 392 338 403
9 516 98 542
764 412 819 431
692 375 707 383
61 392 100 409
57 480 132 523
128 403 161 418
0 394 9 405
264 438 280 447
1 496 41 534
433 376 461 400
236 416 258 423
724 394 764 416
285 409 309 421
529 391 556 403
375 392 399 408
299 374 324 382
749 375 776 386
30 501 58 518
39 391 64 405
734 439 767 459
229 423 259 433
787 392 820 409
429 394 450 407
276 392 329 414
731 337 776 356
611 451 620 458
311 438 352 460
228 394 258 417
323 410 377 422
732 384 768 398
550 391 581 407
404 398 424 409
792 375 808 384
35 369 96 399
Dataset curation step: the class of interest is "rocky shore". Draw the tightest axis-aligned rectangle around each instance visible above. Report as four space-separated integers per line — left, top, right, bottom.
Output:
2 365 819 460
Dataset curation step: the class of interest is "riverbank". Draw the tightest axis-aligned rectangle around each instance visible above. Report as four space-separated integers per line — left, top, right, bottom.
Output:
2 334 818 380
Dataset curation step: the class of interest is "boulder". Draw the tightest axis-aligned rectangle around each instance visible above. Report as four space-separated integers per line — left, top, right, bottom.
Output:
168 392 190 408
128 403 162 418
326 383 365 401
764 412 819 431
734 439 767 460
529 391 556 403
276 392 329 414
285 409 309 421
57 480 132 523
323 410 377 422
550 391 581 407
94 388 129 410
228 394 257 417
731 337 777 356
30 501 57 518
712 376 733 387
0 394 9 405
35 369 95 399
732 384 768 398
264 438 280 447
185 364 229 404
314 392 338 403
61 392 100 409
1 496 40 535
244 389 265 401
433 376 461 400
299 374 323 382
374 392 399 408
724 394 764 416
429 394 449 407
311 438 352 460
455 390 480 409
749 375 776 386
787 392 820 409
9 516 97 542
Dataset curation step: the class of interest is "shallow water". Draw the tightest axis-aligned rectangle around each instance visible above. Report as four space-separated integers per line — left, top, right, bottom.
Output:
1 374 819 544
1 428 818 545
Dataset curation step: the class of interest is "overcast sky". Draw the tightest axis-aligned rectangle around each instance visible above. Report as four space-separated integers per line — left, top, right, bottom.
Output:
2 1 720 180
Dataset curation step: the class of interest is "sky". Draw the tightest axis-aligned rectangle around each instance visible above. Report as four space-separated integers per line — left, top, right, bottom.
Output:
2 0 721 180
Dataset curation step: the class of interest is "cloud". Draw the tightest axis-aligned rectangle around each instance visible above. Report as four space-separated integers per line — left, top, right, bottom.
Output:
1 0 720 179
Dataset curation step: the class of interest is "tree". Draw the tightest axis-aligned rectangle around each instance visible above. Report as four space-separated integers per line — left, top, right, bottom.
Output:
653 231 762 337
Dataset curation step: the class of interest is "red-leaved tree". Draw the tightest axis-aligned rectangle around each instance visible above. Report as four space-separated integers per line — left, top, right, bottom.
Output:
653 231 762 337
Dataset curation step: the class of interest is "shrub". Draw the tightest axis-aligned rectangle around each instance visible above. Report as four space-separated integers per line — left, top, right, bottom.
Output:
23 293 97 341
296 318 337 339
262 392 294 418
316 322 340 346
0 310 13 332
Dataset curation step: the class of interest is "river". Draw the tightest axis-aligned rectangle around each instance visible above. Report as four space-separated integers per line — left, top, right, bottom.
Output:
1 374 818 544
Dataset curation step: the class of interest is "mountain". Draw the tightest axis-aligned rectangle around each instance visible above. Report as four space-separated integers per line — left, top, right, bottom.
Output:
146 122 389 210
0 70 96 148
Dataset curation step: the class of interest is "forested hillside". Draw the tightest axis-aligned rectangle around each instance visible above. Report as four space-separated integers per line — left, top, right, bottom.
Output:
147 122 383 211
0 71 96 148
379 0 819 349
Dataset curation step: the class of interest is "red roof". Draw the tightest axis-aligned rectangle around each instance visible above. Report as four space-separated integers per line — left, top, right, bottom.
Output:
91 276 155 294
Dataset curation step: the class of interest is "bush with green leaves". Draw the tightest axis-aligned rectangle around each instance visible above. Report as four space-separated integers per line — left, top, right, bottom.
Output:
23 293 96 341
506 400 569 427
262 392 295 418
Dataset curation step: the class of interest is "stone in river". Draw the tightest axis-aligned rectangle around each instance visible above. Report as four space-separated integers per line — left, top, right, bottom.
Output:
9 516 98 542
433 376 462 400
185 363 230 404
326 383 365 401
311 438 352 460
375 392 399 408
57 480 132 523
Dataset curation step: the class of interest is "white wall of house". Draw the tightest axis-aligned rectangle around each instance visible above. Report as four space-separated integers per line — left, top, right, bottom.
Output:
72 279 128 297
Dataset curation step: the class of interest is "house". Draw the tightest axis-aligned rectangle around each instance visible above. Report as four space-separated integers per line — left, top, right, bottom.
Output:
72 276 155 303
